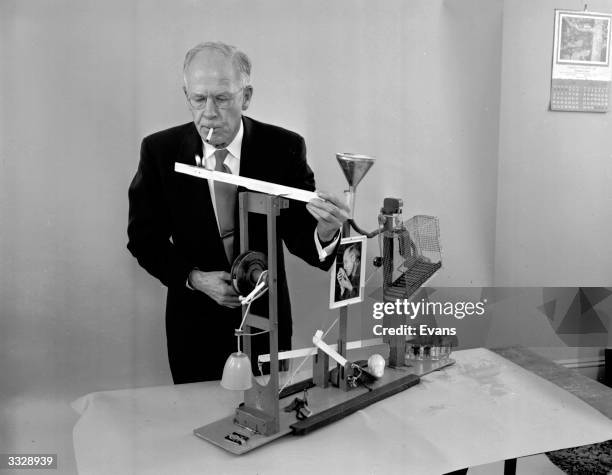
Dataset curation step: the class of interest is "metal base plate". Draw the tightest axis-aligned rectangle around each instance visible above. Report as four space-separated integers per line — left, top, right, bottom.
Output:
194 358 455 454
194 413 294 455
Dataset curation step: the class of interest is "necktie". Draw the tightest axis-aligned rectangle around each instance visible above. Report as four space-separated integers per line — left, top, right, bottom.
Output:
214 149 236 262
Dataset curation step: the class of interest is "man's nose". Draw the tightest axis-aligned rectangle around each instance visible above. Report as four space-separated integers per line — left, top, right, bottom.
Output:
202 97 217 118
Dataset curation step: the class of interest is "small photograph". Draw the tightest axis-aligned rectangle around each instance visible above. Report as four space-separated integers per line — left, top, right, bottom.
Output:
557 12 611 65
329 235 367 309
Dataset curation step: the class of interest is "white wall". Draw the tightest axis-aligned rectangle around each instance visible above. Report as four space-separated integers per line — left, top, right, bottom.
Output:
1 0 503 393
494 0 612 285
1 1 503 471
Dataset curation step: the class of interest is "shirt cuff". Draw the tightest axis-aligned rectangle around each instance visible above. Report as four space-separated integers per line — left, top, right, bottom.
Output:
314 228 340 261
185 268 198 290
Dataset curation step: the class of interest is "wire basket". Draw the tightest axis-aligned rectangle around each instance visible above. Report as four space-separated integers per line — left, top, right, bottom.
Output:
382 215 442 301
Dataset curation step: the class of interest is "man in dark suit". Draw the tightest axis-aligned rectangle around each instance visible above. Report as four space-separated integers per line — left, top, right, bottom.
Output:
127 41 348 384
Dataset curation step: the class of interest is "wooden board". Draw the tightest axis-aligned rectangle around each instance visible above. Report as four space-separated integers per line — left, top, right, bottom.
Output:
175 163 318 203
290 372 420 435
194 412 295 455
193 358 455 454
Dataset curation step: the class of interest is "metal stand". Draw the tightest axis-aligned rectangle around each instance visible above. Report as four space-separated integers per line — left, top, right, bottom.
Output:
236 192 286 435
194 192 293 452
313 201 361 391
337 221 351 390
193 155 450 455
381 214 407 368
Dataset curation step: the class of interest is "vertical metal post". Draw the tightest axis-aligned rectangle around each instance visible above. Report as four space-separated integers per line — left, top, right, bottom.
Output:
239 193 252 363
312 351 330 388
337 219 351 390
265 195 280 431
238 193 250 252
382 218 405 368
239 193 285 435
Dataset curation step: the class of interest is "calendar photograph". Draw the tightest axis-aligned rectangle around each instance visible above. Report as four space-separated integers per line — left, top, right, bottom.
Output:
557 11 611 66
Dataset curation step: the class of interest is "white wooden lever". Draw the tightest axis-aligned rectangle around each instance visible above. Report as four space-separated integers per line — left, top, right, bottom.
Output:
312 330 348 367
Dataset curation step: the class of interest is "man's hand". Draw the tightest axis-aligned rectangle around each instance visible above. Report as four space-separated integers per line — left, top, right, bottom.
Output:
188 270 241 308
306 191 350 242
337 267 353 292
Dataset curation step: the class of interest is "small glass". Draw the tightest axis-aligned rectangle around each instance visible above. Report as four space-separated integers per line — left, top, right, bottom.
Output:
405 344 452 363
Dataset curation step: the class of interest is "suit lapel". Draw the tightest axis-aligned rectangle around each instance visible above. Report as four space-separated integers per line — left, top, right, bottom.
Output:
176 124 221 251
176 125 215 225
232 117 253 259
176 123 203 166
240 116 278 183
239 116 256 180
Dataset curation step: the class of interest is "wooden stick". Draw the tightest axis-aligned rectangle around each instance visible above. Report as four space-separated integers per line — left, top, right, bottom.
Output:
175 163 318 203
290 373 420 435
258 338 384 364
313 330 348 367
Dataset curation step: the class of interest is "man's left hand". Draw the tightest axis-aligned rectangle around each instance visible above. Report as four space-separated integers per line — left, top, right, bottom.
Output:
306 191 350 242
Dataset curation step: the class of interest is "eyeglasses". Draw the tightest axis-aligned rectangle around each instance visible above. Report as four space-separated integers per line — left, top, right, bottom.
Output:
186 88 244 110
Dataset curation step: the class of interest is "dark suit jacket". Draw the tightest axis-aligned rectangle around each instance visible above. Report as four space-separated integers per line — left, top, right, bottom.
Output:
128 116 334 383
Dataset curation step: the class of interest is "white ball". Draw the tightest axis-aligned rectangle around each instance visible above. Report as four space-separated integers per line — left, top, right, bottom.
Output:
367 354 386 378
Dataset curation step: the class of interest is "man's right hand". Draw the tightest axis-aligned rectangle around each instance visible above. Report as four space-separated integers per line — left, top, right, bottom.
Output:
188 270 241 308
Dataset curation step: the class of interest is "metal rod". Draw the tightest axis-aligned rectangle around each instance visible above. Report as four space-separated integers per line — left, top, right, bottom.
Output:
338 219 351 391
259 338 384 364
239 193 252 365
266 195 280 431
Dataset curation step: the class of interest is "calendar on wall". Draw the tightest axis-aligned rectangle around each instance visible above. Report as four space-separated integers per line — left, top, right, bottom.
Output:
550 9 612 112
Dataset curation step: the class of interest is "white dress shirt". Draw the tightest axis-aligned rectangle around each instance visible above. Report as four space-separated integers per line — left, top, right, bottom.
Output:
201 121 243 231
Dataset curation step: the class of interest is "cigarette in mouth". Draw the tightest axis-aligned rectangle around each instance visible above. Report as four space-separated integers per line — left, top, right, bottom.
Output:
205 128 214 142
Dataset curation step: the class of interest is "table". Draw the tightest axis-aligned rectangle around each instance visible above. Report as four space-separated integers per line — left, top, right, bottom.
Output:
72 348 612 475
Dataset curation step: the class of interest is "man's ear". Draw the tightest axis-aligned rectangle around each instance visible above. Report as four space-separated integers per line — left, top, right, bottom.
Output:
241 86 253 111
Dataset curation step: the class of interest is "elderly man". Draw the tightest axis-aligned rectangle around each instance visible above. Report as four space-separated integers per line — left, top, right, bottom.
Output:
336 244 361 301
128 41 348 383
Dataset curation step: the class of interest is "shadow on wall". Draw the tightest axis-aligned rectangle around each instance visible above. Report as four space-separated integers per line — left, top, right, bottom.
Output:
484 287 612 348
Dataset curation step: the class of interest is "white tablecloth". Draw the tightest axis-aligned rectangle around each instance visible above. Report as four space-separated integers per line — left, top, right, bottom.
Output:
72 348 612 475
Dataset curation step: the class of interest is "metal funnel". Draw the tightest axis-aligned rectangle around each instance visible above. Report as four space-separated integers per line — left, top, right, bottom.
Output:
336 153 375 189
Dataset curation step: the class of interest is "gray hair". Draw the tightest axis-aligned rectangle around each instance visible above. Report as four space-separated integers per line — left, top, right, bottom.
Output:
183 41 251 87
344 244 361 261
